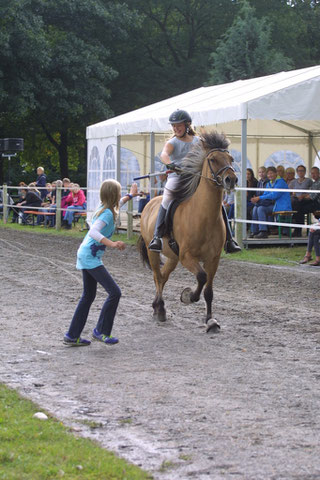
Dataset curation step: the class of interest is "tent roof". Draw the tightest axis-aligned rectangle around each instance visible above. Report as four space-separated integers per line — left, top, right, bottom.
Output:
87 65 320 140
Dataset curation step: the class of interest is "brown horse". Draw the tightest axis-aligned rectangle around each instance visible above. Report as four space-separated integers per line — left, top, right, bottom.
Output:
138 131 237 331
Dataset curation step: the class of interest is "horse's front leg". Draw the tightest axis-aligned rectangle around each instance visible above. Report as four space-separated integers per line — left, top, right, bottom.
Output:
180 253 207 305
203 258 221 332
149 252 178 322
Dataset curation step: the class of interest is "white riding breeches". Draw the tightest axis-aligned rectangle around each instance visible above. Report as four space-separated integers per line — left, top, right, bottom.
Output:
161 173 180 209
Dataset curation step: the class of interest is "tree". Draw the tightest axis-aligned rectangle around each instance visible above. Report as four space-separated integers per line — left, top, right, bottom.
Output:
0 0 138 179
207 0 294 85
108 0 236 114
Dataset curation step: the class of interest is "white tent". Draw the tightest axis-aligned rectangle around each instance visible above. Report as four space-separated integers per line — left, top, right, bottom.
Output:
87 65 320 138
86 65 320 235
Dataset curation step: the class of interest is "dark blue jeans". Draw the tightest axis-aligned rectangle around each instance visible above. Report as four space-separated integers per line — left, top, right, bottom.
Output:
307 230 320 256
67 265 121 339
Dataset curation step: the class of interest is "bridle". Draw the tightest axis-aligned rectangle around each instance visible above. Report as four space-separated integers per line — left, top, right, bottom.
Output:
205 148 236 187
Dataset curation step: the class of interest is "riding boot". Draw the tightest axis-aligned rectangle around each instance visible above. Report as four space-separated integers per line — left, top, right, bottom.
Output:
222 204 241 253
148 205 167 252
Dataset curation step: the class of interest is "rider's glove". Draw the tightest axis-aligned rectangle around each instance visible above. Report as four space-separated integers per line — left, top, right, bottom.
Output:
166 163 182 173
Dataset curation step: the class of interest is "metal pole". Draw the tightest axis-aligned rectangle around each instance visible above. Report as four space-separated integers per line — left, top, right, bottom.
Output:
3 184 8 224
235 119 247 248
127 192 133 240
150 132 155 199
55 180 62 230
116 135 121 183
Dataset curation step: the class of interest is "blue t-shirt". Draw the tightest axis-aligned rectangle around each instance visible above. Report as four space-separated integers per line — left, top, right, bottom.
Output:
76 208 115 270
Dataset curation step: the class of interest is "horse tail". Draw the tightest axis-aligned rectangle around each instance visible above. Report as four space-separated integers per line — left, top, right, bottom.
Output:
137 235 151 269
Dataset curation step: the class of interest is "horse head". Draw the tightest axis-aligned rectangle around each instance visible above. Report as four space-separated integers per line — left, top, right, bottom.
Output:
201 131 238 192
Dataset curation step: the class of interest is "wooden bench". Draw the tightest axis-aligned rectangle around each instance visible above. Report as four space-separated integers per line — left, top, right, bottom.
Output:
73 212 87 231
272 211 297 239
24 210 55 227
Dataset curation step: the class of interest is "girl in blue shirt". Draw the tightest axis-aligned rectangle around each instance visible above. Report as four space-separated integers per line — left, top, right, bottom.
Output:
63 179 137 346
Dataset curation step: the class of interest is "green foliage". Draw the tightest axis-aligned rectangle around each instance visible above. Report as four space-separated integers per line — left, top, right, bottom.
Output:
0 383 152 480
207 0 294 85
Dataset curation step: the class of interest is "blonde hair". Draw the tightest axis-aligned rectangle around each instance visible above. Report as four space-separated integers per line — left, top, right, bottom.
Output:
95 179 121 221
28 182 40 195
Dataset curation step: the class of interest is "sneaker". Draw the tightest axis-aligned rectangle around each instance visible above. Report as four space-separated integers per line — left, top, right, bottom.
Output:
63 333 91 346
92 328 119 345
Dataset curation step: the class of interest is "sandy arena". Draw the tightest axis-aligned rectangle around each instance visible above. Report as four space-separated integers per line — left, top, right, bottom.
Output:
1 226 320 480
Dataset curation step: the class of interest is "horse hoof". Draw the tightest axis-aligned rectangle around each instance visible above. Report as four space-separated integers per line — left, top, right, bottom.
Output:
153 312 167 323
206 320 221 333
180 287 193 304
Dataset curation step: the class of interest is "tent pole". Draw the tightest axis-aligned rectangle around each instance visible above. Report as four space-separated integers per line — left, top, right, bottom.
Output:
116 134 121 184
308 133 313 171
150 132 155 199
235 119 247 248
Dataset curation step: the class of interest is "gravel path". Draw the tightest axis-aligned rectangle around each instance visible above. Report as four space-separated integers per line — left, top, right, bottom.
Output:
1 227 320 480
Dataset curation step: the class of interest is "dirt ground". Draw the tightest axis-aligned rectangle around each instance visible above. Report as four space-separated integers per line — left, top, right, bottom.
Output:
1 226 320 480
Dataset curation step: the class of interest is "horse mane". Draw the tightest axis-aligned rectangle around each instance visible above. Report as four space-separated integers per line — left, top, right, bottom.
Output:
171 130 230 202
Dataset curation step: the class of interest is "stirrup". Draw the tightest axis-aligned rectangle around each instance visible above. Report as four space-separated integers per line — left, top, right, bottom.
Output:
148 236 163 252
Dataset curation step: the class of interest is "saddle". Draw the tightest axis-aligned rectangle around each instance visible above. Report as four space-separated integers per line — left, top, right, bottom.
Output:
164 200 180 256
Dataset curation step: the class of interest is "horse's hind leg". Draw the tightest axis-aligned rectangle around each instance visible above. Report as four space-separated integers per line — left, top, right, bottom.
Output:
149 253 178 322
179 253 207 305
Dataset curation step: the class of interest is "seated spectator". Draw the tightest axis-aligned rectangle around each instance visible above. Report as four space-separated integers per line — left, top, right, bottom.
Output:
249 166 292 239
291 166 320 228
276 165 285 179
285 167 295 185
299 220 320 266
41 182 57 227
223 190 235 219
16 184 42 224
35 167 47 200
11 182 28 223
256 166 268 194
62 183 86 229
246 168 258 221
289 165 313 236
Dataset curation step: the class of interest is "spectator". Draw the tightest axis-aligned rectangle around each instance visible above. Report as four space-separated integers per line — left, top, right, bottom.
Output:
249 166 292 239
256 166 268 195
292 166 320 228
299 220 320 266
223 190 235 220
246 168 258 221
62 183 86 229
289 165 313 237
276 165 285 179
16 184 42 224
35 167 47 200
285 167 295 185
42 182 57 227
11 182 27 223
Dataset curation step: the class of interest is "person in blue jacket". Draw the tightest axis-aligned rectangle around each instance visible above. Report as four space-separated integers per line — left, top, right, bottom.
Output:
249 166 292 239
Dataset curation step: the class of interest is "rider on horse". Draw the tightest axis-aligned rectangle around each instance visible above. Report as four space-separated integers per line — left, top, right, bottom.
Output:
148 109 241 254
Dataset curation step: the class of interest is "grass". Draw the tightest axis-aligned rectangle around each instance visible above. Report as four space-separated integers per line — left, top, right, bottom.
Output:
221 245 307 266
0 384 152 480
0 218 139 245
0 218 308 264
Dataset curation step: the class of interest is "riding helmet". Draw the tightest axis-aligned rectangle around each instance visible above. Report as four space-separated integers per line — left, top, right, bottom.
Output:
169 109 192 124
